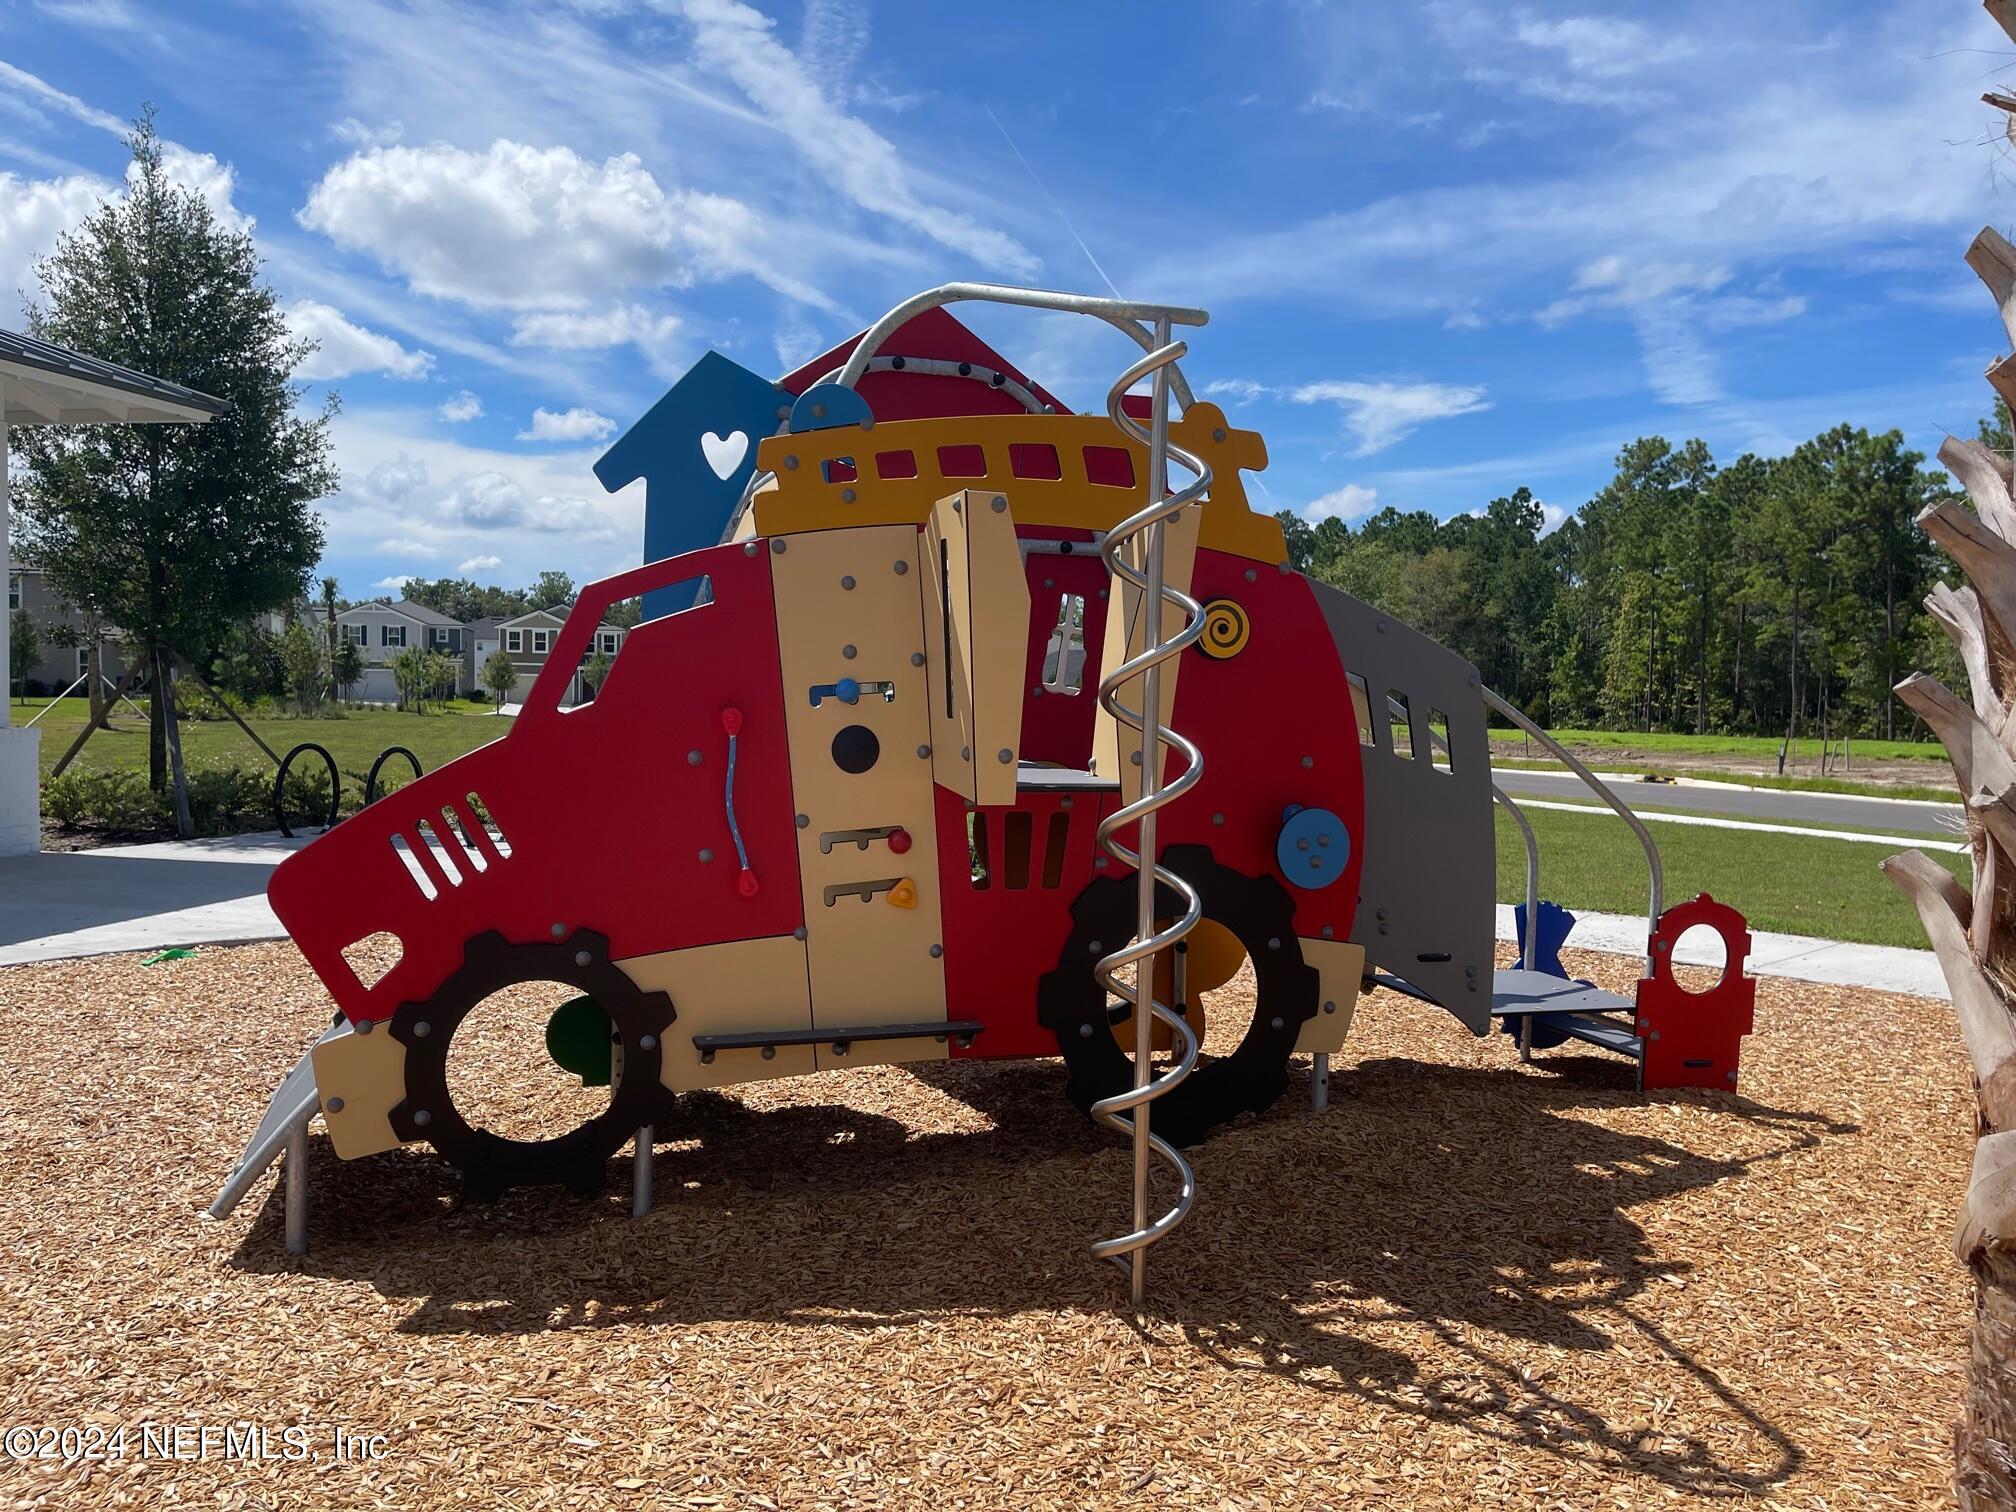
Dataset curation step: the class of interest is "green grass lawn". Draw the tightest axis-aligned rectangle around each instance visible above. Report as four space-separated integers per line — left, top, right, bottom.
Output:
1497 806 1964 948
15 697 514 786
1502 726 1947 763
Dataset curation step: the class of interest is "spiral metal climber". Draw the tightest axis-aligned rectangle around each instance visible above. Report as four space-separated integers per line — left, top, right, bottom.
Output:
1091 324 1216 1304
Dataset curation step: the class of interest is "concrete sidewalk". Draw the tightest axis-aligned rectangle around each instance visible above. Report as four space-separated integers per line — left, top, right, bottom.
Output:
1495 904 1948 1000
0 832 307 966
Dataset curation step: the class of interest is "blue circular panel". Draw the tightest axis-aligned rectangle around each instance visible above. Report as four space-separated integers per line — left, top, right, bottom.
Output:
1277 806 1350 889
790 381 875 434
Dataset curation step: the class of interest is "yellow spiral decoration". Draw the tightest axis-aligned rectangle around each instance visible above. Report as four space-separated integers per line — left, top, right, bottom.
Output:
1198 599 1250 660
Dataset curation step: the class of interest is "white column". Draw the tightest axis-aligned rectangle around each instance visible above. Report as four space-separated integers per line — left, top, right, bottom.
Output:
0 381 43 854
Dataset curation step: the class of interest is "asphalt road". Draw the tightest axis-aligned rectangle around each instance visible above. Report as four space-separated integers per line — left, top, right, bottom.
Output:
1490 767 1963 837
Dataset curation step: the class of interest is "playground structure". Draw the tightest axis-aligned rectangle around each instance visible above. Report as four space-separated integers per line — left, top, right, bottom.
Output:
211 283 1757 1297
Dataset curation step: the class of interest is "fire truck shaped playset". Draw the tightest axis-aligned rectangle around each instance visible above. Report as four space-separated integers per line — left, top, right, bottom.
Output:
213 284 1757 1297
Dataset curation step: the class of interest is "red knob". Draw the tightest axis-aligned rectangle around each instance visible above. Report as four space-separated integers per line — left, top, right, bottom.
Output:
721 707 744 737
737 868 760 897
887 828 913 855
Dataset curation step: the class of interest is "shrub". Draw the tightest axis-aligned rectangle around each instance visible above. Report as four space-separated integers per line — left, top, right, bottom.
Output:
42 769 160 831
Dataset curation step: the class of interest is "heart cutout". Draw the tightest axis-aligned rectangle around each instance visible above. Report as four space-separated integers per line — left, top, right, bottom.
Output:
700 429 749 481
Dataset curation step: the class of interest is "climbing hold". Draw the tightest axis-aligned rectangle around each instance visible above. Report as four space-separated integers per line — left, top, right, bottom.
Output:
1197 599 1251 659
887 878 919 910
1277 806 1349 889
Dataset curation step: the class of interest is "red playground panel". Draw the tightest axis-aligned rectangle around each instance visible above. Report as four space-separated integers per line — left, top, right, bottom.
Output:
1636 894 1757 1091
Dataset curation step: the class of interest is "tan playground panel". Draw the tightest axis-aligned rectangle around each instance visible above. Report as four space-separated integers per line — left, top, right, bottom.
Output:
0 940 1970 1509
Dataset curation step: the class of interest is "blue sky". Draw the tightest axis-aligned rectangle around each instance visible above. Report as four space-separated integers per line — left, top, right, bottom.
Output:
0 0 2009 596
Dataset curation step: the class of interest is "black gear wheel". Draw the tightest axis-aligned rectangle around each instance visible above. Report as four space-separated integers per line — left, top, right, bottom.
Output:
387 928 675 1200
1037 845 1320 1147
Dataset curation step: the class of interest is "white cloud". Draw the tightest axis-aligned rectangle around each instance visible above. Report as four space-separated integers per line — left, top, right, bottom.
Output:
1512 14 1695 79
373 574 418 591
518 406 617 443
375 536 441 556
0 171 105 320
675 0 1038 276
284 299 434 380
438 391 485 423
510 303 682 370
330 116 403 148
1303 484 1380 523
1202 377 1270 403
354 453 430 508
298 139 801 311
440 469 617 536
1290 379 1492 456
458 554 504 574
148 143 253 233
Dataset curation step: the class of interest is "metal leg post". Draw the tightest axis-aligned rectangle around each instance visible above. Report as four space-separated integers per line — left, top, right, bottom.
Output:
1312 1051 1330 1111
284 1118 308 1256
632 1126 654 1217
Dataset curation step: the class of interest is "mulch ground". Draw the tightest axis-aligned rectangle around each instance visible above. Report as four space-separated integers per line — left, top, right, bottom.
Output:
0 939 1976 1509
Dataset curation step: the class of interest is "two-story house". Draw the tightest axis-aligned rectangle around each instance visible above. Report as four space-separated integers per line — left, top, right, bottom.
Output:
8 560 132 696
320 599 466 704
465 606 626 708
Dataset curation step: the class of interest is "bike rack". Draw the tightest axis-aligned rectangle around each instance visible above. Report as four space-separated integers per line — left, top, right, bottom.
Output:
363 745 422 806
272 743 340 839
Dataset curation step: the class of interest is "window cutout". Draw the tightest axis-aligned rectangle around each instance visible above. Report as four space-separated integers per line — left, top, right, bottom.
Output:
1010 442 1061 480
822 456 857 483
389 832 438 900
1671 922 1732 993
1084 446 1135 488
1002 811 1033 890
937 444 987 478
340 931 403 992
442 804 489 872
875 449 917 479
1428 708 1453 772
968 811 991 889
416 818 462 887
1386 690 1415 759
1041 593 1087 694
1346 673 1375 746
1041 810 1070 889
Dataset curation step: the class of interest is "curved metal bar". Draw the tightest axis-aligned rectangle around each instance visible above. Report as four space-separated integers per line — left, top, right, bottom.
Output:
1481 687 1663 966
829 282 1206 410
364 745 423 807
272 742 340 839
1088 329 1214 1300
1494 785 1541 973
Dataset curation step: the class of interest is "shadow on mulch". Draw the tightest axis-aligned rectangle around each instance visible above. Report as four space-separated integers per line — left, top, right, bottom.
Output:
224 1051 1853 1497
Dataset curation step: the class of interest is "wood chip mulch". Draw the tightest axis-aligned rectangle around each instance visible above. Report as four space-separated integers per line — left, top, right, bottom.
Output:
0 940 1975 1509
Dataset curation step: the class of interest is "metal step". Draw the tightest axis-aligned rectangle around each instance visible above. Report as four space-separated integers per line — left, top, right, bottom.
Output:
1491 968 1643 1061
1552 1016 1643 1058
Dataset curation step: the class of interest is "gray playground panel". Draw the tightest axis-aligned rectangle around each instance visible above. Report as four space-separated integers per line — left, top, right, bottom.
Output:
208 1025 337 1219
1309 580 1496 1032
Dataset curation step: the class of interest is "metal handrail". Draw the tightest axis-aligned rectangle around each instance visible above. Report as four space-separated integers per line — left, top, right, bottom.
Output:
1088 323 1211 1305
1495 785 1540 973
1481 687 1663 968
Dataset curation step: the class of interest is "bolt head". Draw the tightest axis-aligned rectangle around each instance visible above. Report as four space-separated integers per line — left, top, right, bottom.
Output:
1079 1023 1095 1038
640 1035 657 1050
413 1109 432 1127
783 455 799 471
575 950 592 967
1323 1001 1337 1014
991 496 1007 512
355 1018 373 1035
687 749 702 766
414 1020 432 1037
840 488 856 504
841 575 856 590
929 944 944 958
1270 1016 1285 1030
761 1046 777 1060
771 538 787 554
916 744 931 758
551 922 567 938
997 748 1014 764
327 1096 346 1112
842 644 857 659
895 560 909 575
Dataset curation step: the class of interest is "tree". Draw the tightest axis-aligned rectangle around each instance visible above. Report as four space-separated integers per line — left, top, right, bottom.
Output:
1887 24 2016 1500
12 111 336 795
481 648 518 713
402 575 531 623
580 650 614 700
8 608 37 703
527 570 576 611
278 619 327 716
331 638 363 703
319 576 340 659
388 645 434 713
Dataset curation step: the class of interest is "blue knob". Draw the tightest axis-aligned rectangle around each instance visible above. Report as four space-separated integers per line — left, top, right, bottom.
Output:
835 676 861 704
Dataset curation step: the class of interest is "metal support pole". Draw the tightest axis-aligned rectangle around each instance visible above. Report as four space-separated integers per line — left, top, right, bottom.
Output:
631 1126 653 1217
284 1118 308 1256
1127 315 1174 1309
1312 1051 1330 1111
